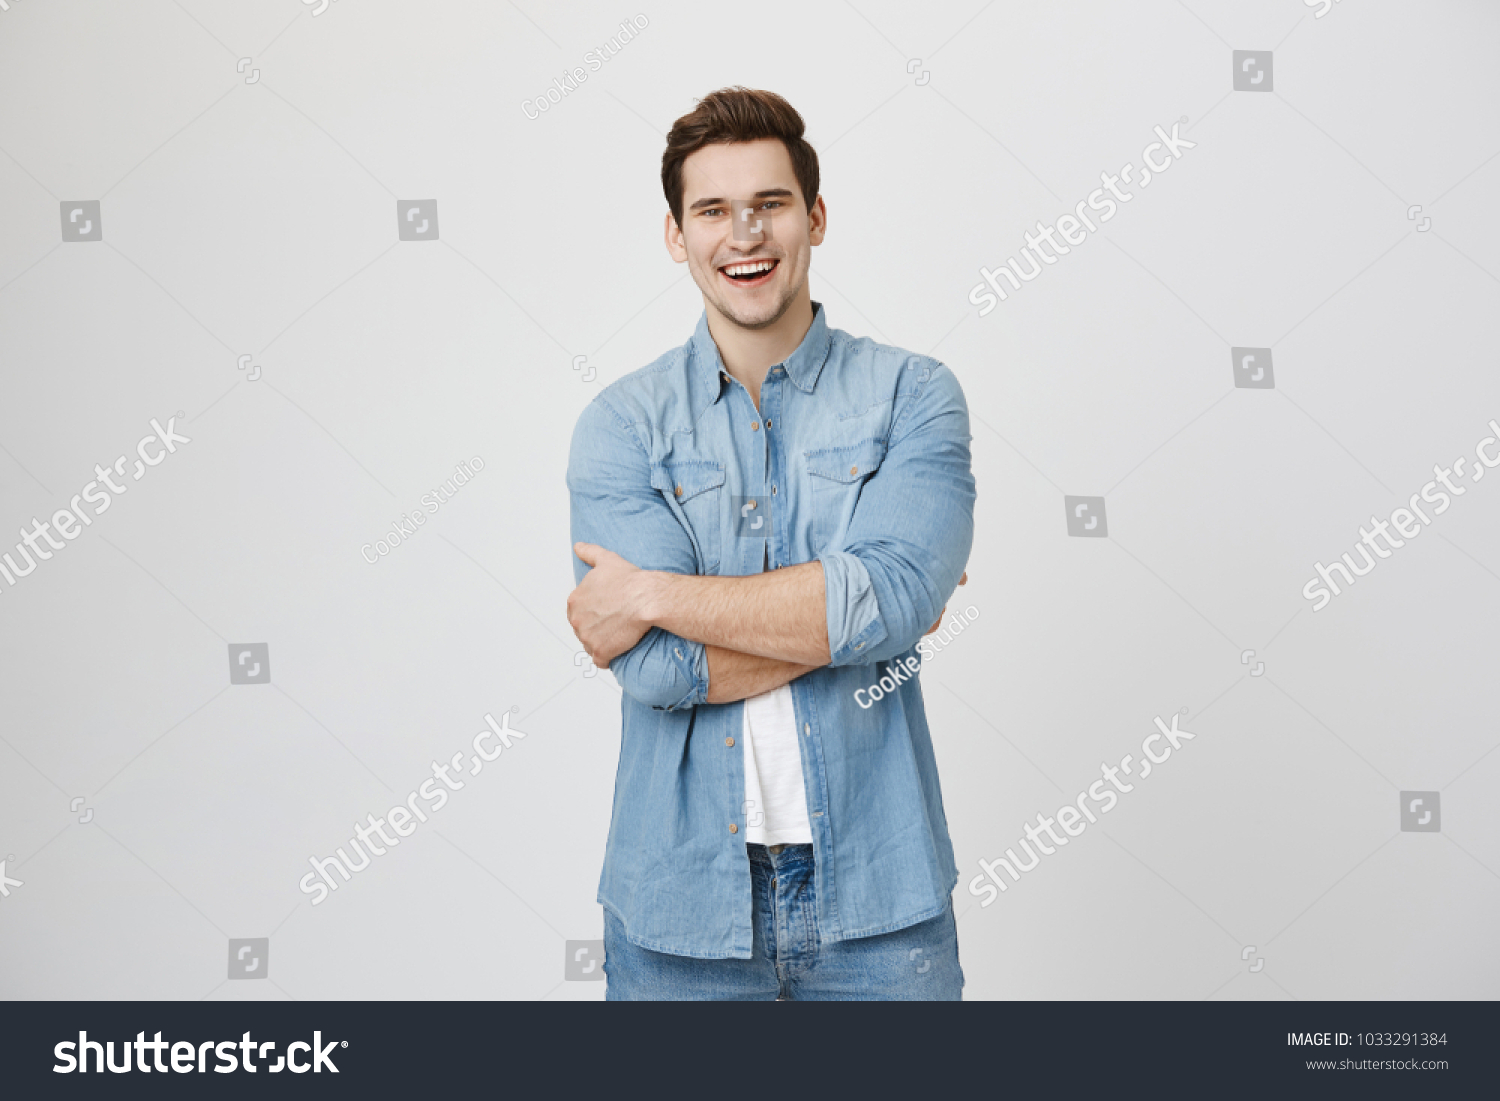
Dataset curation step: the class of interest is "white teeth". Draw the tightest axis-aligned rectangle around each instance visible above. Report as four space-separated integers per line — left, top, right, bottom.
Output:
723 260 775 277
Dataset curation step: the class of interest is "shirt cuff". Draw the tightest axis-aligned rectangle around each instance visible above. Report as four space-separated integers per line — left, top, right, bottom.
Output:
817 548 887 665
657 637 709 710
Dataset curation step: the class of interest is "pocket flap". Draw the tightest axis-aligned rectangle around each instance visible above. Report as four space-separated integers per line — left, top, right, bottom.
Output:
805 438 888 483
652 460 726 503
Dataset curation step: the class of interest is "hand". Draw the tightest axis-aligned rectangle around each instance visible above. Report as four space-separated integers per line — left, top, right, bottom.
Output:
568 542 655 669
924 571 967 635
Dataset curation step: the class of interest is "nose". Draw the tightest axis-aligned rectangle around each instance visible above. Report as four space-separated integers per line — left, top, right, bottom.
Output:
728 200 773 246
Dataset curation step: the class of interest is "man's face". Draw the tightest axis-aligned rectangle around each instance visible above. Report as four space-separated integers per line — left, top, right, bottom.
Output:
666 138 825 331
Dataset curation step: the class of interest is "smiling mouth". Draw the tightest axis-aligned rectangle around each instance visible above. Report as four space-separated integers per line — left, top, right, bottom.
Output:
719 258 779 287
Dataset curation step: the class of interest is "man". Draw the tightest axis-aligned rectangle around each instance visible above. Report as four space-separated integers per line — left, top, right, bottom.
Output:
566 87 975 1000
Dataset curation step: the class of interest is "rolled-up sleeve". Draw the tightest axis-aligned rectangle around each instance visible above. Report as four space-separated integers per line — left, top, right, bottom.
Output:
566 397 710 710
819 361 976 666
818 549 886 663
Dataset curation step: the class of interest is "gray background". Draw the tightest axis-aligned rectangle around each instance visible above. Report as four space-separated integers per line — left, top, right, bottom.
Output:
1 0 1497 1001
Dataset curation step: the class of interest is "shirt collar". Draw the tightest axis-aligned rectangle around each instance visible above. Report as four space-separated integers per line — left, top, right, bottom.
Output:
692 300 833 403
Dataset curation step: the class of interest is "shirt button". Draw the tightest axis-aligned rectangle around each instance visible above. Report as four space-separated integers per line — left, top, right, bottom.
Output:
725 736 735 747
729 823 739 834
674 484 683 497
752 421 760 431
771 485 776 495
850 465 858 476
766 419 772 429
803 723 810 736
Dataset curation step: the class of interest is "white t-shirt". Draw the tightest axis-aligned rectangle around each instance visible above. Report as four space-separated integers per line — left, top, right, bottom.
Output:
742 684 812 845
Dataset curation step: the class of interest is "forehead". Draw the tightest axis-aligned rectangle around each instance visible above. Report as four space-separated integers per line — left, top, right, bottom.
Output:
680 138 799 204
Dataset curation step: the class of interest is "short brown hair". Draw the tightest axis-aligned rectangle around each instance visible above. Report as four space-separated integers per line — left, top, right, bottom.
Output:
661 87 820 229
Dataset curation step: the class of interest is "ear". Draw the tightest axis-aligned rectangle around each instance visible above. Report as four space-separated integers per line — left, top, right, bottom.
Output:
665 209 688 262
807 195 827 247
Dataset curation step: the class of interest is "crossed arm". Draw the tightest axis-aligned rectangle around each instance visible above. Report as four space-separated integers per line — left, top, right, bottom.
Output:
568 548 963 704
565 363 974 709
568 549 829 703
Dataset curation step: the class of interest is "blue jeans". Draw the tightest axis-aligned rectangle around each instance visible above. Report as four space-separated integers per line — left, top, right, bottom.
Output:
603 842 964 1000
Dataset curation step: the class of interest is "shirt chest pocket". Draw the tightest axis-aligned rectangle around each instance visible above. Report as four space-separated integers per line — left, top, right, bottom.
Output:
804 437 887 552
651 460 726 574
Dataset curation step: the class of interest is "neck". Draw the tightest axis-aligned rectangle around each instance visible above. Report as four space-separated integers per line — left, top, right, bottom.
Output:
705 293 815 401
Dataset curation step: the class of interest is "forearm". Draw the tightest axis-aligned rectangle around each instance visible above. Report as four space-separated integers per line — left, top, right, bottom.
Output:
643 560 831 666
704 644 821 704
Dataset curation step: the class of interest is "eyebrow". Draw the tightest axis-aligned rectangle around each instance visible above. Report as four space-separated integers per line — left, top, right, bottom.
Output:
687 188 795 212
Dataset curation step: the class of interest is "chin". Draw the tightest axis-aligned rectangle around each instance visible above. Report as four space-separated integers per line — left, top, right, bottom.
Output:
722 305 780 330
720 290 796 331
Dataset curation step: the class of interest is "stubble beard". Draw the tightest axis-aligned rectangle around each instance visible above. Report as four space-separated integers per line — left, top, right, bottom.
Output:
698 253 803 332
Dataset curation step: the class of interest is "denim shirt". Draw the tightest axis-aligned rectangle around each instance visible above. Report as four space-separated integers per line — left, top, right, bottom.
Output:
567 302 976 958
